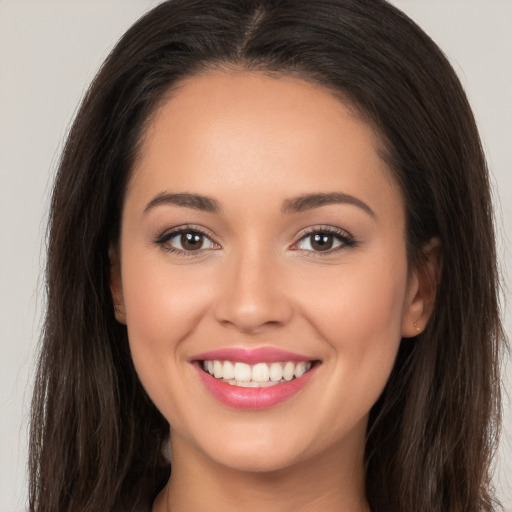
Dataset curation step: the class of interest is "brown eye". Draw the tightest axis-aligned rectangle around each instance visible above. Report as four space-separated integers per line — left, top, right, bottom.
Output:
181 232 204 251
295 229 352 253
159 229 218 253
310 233 334 251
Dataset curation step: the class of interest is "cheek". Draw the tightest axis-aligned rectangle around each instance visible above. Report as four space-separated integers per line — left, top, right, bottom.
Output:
301 258 406 341
295 253 408 410
119 248 214 372
119 251 222 430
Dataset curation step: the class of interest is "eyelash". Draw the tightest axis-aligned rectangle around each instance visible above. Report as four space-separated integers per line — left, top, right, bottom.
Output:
154 225 219 255
154 225 357 256
292 226 358 255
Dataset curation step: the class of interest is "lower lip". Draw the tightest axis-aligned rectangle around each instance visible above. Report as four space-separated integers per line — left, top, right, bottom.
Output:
195 363 317 410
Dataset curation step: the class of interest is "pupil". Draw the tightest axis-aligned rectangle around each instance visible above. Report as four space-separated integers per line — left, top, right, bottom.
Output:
181 232 203 250
312 233 333 251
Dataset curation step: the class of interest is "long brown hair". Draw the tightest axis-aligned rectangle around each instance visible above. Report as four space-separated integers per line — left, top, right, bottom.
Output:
30 1 505 511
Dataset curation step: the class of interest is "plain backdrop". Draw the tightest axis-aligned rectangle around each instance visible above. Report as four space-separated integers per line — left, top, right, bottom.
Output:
0 1 510 511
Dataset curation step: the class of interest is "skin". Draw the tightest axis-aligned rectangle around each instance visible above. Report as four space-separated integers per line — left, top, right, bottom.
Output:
111 70 438 512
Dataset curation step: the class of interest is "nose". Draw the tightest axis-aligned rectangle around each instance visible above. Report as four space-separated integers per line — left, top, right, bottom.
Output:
213 248 294 335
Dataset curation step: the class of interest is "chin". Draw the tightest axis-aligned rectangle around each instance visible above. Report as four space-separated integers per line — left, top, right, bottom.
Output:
207 445 306 474
182 423 314 474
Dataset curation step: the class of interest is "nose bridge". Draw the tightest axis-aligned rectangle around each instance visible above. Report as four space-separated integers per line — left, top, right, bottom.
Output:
213 240 293 333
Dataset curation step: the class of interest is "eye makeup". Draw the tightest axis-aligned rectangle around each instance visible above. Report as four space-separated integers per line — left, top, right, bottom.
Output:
153 223 358 258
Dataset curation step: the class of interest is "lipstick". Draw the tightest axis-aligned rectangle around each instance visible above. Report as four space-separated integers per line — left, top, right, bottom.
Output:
193 347 313 364
192 347 318 410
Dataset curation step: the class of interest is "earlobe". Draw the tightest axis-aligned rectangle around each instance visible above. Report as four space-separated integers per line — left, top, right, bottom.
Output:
401 237 442 338
109 246 127 324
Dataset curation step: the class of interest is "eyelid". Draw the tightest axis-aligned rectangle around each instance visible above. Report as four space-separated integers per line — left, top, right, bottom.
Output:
154 224 221 254
153 223 357 256
290 225 357 253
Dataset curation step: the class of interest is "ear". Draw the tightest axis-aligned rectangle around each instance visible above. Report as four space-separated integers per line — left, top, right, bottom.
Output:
109 245 126 324
401 237 442 338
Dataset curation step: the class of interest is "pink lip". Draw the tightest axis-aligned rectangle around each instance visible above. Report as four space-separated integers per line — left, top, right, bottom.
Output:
192 347 313 364
195 363 317 410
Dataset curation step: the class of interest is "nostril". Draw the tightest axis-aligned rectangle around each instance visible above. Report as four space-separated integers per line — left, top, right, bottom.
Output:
214 301 294 334
212 262 294 332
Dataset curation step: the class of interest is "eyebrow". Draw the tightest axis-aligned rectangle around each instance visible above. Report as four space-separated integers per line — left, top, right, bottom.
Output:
144 192 221 213
144 191 375 218
282 192 376 218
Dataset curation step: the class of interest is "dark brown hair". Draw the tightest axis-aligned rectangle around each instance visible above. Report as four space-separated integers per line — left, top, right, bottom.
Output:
30 1 505 511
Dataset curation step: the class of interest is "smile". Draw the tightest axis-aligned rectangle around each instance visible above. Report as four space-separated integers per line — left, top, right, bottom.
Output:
193 347 319 409
202 360 313 387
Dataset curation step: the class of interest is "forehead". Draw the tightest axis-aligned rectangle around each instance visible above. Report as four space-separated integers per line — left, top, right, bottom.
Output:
128 70 403 218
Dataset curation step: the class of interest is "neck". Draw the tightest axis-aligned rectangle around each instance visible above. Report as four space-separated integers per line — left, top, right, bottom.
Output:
153 430 370 512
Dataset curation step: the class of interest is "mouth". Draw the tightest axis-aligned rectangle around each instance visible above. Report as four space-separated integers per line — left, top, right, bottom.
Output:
192 348 320 409
201 360 314 387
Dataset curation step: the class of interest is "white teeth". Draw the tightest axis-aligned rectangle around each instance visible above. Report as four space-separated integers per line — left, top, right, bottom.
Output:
294 361 307 378
222 360 235 380
230 380 281 387
202 359 313 385
213 360 223 379
252 363 270 382
283 361 295 381
234 362 252 382
233 381 261 388
269 362 283 382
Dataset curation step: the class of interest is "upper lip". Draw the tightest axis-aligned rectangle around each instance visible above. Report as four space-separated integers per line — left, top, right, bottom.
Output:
192 347 316 364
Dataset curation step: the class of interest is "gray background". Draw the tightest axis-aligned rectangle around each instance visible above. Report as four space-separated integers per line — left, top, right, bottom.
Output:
1 1 510 510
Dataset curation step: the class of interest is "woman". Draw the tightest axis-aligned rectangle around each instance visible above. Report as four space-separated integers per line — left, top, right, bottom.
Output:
29 1 505 511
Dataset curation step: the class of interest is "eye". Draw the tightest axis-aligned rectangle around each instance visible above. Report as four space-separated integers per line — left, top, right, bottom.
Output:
155 227 219 254
294 228 356 253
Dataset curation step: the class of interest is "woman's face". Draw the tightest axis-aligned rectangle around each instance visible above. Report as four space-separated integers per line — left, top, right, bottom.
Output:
112 71 427 474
